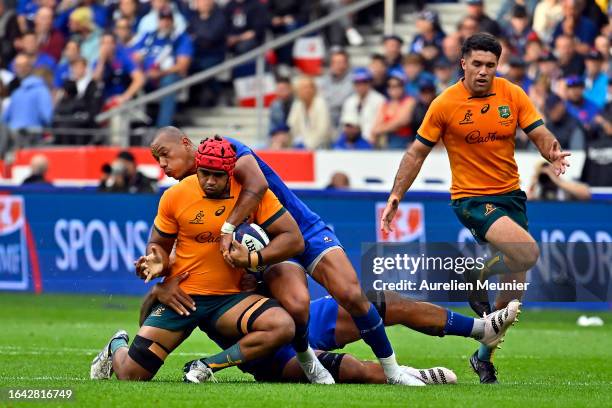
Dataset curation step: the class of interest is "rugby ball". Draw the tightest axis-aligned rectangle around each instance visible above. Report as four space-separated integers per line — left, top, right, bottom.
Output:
233 223 270 272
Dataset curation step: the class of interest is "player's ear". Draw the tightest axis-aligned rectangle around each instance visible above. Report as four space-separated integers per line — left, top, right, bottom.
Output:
460 58 466 70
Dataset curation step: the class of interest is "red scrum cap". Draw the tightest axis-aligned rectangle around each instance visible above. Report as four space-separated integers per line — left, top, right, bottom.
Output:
195 136 237 176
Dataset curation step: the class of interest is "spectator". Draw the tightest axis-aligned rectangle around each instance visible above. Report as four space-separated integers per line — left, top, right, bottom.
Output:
333 110 372 150
137 0 186 37
552 0 598 49
287 76 332 149
583 50 608 108
410 77 437 132
564 75 600 129
268 124 291 149
0 0 20 69
320 48 353 129
402 53 435 98
22 154 51 185
504 5 538 57
410 10 445 55
55 0 108 37
268 0 309 66
188 0 226 107
581 93 612 186
224 0 269 77
536 52 562 91
1 54 53 133
457 15 479 42
53 39 80 89
340 67 385 143
109 0 142 33
528 161 591 200
506 56 533 92
100 150 157 193
34 7 65 63
532 0 563 43
464 0 501 36
497 0 538 24
11 31 57 73
529 74 552 113
114 17 139 54
320 0 363 46
441 33 463 78
543 92 585 150
524 37 544 78
433 56 457 93
133 6 193 126
53 56 104 143
593 35 609 72
369 53 388 96
554 34 585 77
68 6 102 64
268 76 293 132
93 32 144 105
326 171 350 190
371 70 416 149
382 35 404 73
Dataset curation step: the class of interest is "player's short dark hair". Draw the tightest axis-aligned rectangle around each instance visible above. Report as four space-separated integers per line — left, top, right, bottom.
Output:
370 53 385 63
461 33 502 59
276 76 291 85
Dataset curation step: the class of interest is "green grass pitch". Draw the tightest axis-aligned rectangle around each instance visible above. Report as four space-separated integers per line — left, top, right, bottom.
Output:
0 293 610 407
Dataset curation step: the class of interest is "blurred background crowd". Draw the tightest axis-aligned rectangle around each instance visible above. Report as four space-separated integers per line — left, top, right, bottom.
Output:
1 0 611 191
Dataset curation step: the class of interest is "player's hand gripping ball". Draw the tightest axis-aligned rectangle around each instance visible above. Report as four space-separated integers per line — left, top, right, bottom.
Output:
232 223 270 272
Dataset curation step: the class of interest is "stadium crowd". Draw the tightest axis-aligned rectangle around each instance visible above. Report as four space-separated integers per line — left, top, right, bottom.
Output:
0 0 611 187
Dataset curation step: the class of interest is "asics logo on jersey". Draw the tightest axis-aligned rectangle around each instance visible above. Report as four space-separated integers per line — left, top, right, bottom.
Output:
465 130 512 144
195 231 221 243
484 203 497 216
481 104 490 114
215 206 226 216
459 110 474 125
189 211 205 224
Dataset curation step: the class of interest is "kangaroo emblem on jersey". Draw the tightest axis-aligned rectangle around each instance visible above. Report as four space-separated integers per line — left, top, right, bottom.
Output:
484 203 497 216
189 210 205 224
459 110 474 125
498 105 511 119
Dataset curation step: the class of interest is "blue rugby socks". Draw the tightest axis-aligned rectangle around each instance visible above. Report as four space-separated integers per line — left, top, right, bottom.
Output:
110 337 128 354
352 304 394 359
444 309 485 339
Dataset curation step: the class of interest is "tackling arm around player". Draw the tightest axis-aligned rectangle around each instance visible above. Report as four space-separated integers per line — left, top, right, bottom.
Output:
147 128 335 384
380 33 569 384
90 137 302 382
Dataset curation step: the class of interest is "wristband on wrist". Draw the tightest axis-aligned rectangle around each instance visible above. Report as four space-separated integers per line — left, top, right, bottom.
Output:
221 222 236 234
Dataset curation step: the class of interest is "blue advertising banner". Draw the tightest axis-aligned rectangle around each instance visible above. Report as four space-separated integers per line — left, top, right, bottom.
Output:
0 188 610 308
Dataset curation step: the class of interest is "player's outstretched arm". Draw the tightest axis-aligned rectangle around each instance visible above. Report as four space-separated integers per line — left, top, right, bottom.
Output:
527 126 571 176
135 229 175 283
381 140 433 233
220 155 269 253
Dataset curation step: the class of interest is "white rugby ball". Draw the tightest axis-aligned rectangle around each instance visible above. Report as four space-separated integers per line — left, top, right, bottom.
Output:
233 223 270 272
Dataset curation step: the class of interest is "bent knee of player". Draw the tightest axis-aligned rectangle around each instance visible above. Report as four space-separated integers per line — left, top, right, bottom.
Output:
114 358 156 381
278 291 310 326
260 307 296 346
511 242 540 271
334 286 369 316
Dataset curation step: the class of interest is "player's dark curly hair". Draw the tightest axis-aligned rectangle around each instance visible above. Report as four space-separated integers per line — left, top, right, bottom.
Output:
461 33 502 59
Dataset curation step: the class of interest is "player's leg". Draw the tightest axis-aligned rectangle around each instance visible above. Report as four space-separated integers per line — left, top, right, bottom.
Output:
281 351 456 385
333 290 519 350
183 294 295 383
111 326 188 381
264 263 334 384
91 300 197 381
311 249 421 385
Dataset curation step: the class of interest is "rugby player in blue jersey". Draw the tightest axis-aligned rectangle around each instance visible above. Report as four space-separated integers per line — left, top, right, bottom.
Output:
147 127 422 385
